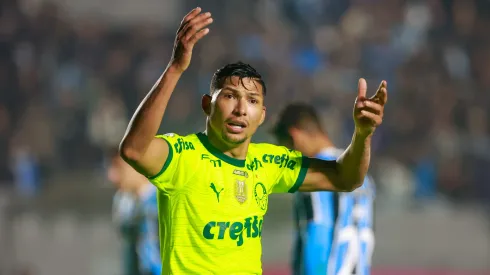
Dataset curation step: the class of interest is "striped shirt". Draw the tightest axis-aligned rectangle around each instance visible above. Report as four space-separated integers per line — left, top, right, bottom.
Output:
113 185 161 275
292 148 375 275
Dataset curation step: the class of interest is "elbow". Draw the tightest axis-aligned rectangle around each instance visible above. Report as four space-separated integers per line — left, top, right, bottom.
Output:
343 179 363 192
119 140 142 164
335 164 365 192
335 175 363 192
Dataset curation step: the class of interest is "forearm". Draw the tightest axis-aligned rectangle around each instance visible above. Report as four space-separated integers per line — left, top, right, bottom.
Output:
336 130 371 191
120 65 182 158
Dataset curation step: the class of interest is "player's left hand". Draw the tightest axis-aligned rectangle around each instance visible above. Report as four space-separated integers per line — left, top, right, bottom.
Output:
353 78 387 137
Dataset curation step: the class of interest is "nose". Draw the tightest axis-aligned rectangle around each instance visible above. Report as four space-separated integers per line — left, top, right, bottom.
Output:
233 98 247 116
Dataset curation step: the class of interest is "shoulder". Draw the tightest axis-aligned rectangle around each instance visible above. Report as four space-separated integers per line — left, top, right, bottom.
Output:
249 142 296 156
113 191 137 220
249 142 297 163
249 142 304 170
156 132 199 143
156 132 200 154
114 190 136 206
316 147 344 160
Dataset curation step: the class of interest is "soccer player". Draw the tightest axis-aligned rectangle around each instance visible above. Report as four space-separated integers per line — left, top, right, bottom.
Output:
272 104 375 275
119 7 387 274
108 150 161 275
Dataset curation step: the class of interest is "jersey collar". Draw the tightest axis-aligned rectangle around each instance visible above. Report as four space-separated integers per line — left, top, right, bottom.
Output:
196 132 246 167
318 147 338 156
316 147 344 159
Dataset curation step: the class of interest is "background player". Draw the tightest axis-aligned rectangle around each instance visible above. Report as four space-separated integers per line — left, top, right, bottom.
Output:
272 104 375 275
107 150 161 275
119 7 387 274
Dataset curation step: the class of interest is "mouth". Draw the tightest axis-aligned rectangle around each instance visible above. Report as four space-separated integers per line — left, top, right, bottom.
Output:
226 120 247 133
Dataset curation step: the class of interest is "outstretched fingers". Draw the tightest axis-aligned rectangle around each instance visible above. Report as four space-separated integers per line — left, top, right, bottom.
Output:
178 7 202 33
370 80 388 105
181 12 213 42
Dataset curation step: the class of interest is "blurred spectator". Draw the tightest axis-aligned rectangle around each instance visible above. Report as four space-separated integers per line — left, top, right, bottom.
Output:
0 104 13 185
0 0 490 207
88 87 128 162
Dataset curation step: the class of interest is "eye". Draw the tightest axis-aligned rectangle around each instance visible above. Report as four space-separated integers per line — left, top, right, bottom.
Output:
224 94 235 99
249 98 258 104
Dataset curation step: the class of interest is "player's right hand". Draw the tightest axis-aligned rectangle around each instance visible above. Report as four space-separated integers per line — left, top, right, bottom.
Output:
169 7 213 73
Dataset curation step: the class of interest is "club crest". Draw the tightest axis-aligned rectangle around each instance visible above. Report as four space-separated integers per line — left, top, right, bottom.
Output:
253 182 268 211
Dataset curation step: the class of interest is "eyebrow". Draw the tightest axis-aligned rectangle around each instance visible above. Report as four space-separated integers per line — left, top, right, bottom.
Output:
222 87 262 97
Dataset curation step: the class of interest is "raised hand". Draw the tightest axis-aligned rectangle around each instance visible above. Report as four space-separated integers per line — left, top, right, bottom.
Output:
353 78 388 137
169 7 213 73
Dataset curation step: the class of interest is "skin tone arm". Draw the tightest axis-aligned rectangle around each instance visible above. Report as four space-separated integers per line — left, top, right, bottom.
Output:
299 79 388 192
119 8 213 177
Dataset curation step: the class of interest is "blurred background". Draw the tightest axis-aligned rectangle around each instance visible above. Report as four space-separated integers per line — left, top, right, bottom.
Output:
0 0 490 274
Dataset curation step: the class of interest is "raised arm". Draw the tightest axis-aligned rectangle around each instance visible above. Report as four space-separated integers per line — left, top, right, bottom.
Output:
119 8 213 177
300 79 387 192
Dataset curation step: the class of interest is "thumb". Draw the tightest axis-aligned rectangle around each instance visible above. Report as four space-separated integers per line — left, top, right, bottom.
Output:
357 78 367 99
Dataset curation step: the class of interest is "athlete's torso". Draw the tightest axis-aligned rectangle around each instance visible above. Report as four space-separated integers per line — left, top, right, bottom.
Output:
150 132 308 275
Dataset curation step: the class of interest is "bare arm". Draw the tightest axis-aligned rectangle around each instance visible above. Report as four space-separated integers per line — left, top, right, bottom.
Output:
119 69 181 176
119 8 213 177
299 132 372 192
299 79 387 192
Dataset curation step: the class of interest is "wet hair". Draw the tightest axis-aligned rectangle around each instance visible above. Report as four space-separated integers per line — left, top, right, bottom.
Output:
210 61 266 95
272 103 323 141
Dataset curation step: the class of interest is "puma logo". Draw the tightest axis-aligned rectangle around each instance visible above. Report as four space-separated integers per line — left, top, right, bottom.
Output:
210 183 224 202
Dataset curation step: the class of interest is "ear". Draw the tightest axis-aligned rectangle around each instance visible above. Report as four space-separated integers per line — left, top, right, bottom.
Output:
201 94 212 116
259 106 267 126
288 127 300 141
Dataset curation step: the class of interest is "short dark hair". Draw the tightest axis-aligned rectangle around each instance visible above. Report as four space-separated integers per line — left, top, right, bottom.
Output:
271 103 323 141
210 61 266 95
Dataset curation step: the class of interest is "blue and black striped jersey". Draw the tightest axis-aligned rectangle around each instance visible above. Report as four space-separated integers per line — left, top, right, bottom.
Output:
113 185 161 275
292 148 375 275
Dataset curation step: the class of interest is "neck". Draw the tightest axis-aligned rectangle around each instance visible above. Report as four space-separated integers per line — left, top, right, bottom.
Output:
310 135 335 156
205 123 250 160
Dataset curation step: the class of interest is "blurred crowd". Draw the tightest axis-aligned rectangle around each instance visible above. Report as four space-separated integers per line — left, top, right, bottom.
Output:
1 0 490 205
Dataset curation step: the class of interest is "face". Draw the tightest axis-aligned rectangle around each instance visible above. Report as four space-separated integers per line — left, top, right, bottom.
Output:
107 156 143 192
203 76 266 145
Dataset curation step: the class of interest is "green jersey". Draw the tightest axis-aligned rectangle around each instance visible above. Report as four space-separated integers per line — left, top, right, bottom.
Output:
149 132 309 274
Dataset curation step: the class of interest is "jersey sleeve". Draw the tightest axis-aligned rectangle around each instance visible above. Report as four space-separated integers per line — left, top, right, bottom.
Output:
268 146 310 193
147 133 182 193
